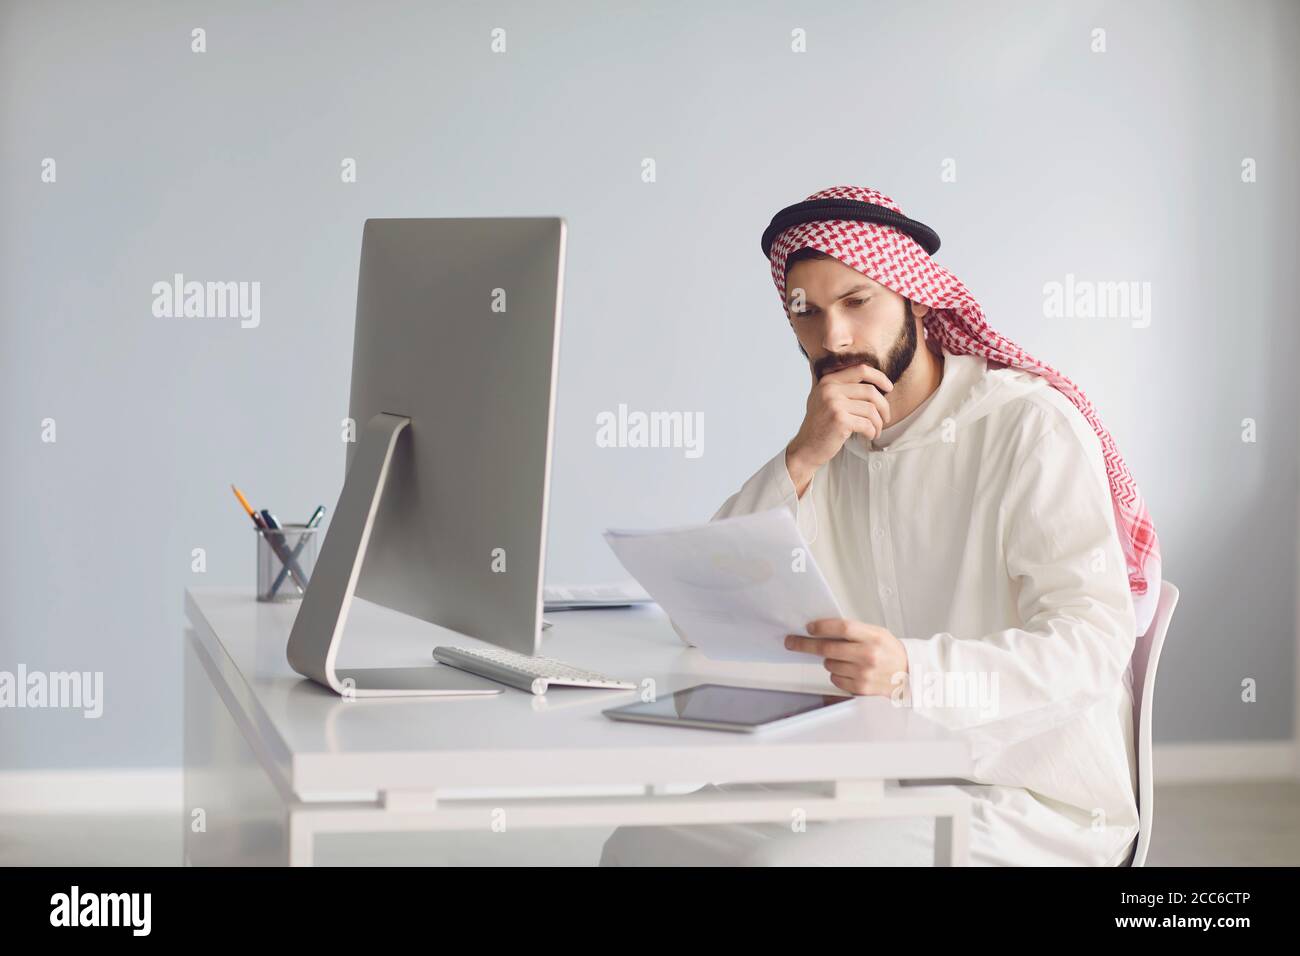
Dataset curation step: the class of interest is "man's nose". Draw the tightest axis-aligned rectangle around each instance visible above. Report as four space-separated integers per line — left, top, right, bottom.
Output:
821 308 855 352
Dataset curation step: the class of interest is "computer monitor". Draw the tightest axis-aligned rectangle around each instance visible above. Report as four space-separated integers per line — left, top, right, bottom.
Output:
287 217 566 697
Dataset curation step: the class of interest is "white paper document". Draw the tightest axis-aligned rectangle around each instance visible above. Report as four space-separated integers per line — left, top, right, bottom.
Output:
603 506 845 663
543 581 652 611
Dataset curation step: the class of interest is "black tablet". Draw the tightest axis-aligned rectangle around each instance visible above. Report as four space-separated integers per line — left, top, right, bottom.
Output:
603 683 856 733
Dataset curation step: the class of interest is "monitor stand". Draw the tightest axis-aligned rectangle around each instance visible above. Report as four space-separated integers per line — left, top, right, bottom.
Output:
286 412 502 698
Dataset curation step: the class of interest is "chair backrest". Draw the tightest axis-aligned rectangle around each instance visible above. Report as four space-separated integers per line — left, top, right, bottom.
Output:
1125 580 1179 867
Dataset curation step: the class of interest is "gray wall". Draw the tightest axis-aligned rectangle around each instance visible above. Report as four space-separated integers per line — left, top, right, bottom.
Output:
2 0 1296 768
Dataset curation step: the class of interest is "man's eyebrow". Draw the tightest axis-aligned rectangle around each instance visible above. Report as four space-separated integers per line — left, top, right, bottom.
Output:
787 283 874 309
832 283 873 300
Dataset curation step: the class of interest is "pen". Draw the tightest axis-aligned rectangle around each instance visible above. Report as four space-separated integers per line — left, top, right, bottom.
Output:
231 484 262 528
260 509 311 592
267 505 325 599
231 485 305 595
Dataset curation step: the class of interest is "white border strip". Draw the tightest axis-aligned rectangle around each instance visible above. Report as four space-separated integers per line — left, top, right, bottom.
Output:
1152 741 1298 784
0 745 1295 814
0 770 181 814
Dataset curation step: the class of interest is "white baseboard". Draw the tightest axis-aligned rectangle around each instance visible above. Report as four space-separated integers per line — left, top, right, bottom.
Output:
1153 741 1298 784
0 769 182 814
1 745 1295 813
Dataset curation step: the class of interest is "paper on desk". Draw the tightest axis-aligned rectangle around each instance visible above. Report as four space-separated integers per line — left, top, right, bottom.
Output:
543 580 652 611
602 506 844 663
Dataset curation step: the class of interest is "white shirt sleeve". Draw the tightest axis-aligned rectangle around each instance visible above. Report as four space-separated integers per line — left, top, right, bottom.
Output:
899 419 1137 753
711 448 819 543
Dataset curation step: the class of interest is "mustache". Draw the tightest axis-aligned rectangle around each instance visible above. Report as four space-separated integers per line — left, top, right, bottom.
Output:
813 351 881 380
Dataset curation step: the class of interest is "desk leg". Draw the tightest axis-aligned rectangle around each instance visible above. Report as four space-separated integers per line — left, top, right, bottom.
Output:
829 780 971 867
286 813 315 867
933 800 971 866
184 629 293 867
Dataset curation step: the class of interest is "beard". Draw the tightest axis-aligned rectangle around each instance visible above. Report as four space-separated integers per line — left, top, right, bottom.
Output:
811 301 919 384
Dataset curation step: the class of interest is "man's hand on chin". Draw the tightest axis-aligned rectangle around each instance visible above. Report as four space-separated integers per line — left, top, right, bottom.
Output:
785 362 893 497
784 618 909 697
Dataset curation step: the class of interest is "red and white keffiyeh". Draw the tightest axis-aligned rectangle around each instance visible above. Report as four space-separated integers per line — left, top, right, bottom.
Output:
766 185 1160 625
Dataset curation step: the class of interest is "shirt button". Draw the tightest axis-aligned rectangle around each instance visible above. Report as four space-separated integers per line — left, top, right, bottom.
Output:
870 460 883 473
873 528 885 539
881 586 894 598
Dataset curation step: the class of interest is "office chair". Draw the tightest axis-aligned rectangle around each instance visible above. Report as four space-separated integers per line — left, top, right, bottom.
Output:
1124 580 1180 867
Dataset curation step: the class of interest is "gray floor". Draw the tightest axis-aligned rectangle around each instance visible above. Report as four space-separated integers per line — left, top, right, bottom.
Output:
2 781 1297 866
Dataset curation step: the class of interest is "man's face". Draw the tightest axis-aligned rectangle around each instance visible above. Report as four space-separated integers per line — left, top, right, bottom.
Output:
786 255 923 384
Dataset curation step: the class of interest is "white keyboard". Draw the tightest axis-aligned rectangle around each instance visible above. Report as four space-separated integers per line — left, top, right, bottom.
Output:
432 645 636 696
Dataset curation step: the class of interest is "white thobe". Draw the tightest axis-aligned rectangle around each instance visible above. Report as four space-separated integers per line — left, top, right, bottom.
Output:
602 349 1144 866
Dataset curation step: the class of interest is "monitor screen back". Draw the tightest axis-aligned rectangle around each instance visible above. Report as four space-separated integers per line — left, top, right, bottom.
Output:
347 217 565 654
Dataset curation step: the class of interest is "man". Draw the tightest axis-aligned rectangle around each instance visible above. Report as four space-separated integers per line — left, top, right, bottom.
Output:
601 185 1162 866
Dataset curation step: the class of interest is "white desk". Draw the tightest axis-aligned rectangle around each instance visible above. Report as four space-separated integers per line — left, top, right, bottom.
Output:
183 587 973 866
